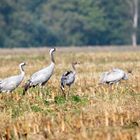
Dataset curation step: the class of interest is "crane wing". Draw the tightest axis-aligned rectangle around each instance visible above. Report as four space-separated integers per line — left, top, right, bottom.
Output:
61 71 75 86
99 72 109 83
0 75 23 91
30 63 54 86
63 71 73 76
105 70 124 82
66 72 75 85
30 67 48 80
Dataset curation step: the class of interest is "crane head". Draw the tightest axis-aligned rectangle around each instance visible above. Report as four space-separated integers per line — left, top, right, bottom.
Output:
127 69 133 75
72 61 80 65
20 62 26 66
71 61 80 71
49 48 56 54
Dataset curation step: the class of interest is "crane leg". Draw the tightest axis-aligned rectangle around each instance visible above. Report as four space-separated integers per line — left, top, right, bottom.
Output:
116 82 119 89
67 86 71 99
38 85 44 99
60 86 66 98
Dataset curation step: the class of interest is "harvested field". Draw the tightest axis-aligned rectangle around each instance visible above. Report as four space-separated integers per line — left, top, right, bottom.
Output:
0 47 140 140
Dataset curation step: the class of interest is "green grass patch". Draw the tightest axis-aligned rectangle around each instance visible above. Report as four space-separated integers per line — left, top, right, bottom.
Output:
31 105 42 112
54 95 66 105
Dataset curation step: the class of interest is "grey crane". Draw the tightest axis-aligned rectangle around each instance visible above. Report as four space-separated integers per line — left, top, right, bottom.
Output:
99 68 130 85
0 62 26 93
23 48 56 94
60 62 78 97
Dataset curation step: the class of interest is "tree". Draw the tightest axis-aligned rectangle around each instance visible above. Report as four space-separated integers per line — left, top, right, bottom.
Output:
0 0 139 47
40 0 107 46
99 0 133 45
127 0 139 47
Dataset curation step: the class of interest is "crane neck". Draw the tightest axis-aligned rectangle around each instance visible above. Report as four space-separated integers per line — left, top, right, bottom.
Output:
50 50 55 64
72 63 76 73
19 65 25 75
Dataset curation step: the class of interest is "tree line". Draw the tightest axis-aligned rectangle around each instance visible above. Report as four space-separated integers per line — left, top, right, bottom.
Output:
0 0 139 48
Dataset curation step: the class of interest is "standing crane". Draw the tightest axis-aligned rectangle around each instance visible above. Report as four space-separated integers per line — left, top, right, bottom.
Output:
23 48 56 94
0 62 26 93
60 62 78 98
99 68 130 85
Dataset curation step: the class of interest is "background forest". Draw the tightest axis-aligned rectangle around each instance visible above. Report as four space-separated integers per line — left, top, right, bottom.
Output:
0 0 140 48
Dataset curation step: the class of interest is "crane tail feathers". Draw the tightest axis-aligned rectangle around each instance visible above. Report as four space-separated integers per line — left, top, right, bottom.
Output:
23 80 31 95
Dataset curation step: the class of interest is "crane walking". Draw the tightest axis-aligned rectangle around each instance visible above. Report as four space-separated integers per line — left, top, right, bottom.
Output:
0 62 26 93
23 48 56 95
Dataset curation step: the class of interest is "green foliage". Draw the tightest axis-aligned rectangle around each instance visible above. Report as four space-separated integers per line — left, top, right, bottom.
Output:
31 105 42 112
55 95 66 104
71 95 81 103
71 95 88 105
99 0 132 45
41 0 107 45
44 100 50 106
0 0 139 47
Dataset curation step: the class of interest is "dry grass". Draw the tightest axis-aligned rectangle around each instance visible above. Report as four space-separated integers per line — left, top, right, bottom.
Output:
0 47 140 140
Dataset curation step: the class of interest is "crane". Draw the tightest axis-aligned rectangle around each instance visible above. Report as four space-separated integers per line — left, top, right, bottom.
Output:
99 68 130 85
0 62 26 93
23 48 56 94
60 62 78 98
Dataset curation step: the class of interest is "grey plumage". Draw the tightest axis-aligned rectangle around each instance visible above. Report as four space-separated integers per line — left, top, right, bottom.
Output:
23 48 56 94
0 62 26 93
99 68 129 84
60 62 77 91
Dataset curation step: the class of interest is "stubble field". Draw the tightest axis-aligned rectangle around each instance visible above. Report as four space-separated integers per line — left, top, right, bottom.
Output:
0 47 140 140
